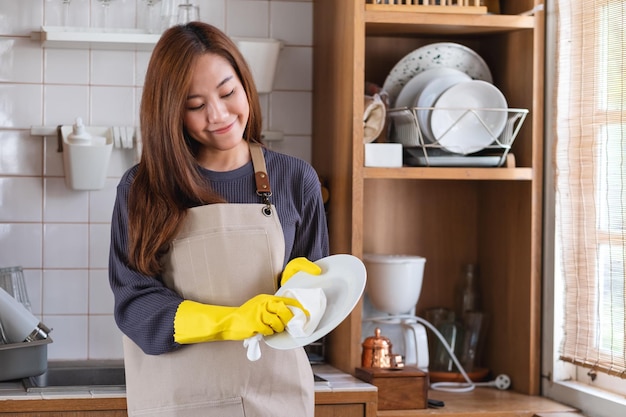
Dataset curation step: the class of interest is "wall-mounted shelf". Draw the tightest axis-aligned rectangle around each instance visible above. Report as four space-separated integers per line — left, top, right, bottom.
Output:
31 126 284 143
31 26 160 50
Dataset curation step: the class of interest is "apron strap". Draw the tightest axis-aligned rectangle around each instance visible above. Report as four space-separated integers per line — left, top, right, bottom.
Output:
250 143 271 194
249 143 273 215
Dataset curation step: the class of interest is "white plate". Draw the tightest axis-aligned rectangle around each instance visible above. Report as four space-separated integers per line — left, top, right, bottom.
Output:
382 42 493 108
394 68 467 109
415 70 472 142
430 80 508 155
264 254 367 350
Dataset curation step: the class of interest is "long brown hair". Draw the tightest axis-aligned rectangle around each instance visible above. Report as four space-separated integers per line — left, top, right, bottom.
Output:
128 22 263 275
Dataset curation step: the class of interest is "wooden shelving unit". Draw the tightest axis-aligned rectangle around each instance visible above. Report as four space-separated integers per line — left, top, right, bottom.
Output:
312 0 545 401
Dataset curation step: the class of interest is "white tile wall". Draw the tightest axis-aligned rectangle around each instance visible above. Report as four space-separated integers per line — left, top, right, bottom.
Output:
0 0 314 361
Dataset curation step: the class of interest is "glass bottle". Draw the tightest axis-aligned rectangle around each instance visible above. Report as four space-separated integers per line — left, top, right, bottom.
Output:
456 263 480 319
455 264 483 371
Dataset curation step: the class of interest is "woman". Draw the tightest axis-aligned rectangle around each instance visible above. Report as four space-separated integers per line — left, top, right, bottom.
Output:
109 22 329 417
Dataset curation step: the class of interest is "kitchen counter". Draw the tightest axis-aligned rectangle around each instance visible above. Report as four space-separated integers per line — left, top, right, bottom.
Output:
378 389 580 416
0 364 378 417
0 365 581 417
0 364 375 399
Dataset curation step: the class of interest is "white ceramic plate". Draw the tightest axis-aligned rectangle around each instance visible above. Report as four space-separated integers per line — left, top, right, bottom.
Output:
415 70 472 142
382 42 493 108
264 254 367 350
430 80 508 155
395 68 468 109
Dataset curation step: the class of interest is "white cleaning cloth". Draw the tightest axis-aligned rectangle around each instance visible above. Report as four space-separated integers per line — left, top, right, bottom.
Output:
363 93 386 143
282 288 327 337
244 288 327 361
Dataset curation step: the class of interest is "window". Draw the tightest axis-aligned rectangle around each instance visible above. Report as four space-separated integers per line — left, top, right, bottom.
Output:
543 1 626 416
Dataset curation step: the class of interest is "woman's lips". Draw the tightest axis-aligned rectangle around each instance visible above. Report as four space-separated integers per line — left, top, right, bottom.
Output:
212 121 235 135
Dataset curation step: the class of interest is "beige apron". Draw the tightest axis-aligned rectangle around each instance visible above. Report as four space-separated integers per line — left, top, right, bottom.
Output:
123 144 314 417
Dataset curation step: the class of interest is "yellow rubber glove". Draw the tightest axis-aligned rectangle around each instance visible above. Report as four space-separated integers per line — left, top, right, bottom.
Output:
174 294 309 344
280 257 322 287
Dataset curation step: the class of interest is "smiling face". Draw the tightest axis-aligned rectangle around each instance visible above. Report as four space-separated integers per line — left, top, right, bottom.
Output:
183 52 251 170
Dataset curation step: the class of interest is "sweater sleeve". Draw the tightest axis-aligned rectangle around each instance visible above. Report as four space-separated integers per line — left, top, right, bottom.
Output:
108 168 183 355
290 161 330 262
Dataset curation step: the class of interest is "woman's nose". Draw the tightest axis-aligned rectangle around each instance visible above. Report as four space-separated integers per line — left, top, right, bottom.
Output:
206 101 228 123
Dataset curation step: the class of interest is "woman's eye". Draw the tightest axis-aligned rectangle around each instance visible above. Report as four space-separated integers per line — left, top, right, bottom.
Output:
187 103 204 111
221 88 235 99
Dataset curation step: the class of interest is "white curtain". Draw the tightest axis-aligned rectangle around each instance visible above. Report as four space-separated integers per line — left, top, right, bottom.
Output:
554 0 626 378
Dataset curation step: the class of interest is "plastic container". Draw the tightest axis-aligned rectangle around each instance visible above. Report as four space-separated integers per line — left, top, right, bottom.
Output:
233 37 282 93
363 254 426 315
61 123 113 190
0 338 52 381
364 143 403 167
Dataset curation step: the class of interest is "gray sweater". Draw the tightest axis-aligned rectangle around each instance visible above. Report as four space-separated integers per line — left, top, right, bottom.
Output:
108 147 330 354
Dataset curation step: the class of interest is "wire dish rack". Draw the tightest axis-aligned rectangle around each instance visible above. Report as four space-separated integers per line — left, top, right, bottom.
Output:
387 107 529 167
365 0 487 15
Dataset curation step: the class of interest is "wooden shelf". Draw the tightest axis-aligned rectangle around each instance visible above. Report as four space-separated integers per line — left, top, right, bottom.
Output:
363 167 533 181
31 26 160 50
365 12 536 36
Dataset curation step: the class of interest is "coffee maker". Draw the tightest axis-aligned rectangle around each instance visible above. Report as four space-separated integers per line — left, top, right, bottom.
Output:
361 254 429 370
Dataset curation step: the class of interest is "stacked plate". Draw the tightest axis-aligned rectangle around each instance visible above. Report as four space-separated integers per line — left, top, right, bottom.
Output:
384 42 508 155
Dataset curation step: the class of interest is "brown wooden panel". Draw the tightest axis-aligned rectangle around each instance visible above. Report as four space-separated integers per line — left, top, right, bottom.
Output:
315 403 365 417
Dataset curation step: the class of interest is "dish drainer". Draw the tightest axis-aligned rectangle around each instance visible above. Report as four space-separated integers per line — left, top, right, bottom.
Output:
387 107 529 167
365 0 487 14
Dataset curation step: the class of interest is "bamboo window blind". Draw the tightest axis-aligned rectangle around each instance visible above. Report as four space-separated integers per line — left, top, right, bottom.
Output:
554 0 626 378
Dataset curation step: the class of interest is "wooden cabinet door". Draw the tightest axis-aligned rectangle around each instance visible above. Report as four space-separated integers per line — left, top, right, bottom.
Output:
316 403 367 417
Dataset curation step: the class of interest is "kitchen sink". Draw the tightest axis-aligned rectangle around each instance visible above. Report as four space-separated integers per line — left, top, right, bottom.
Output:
22 360 125 392
21 360 327 392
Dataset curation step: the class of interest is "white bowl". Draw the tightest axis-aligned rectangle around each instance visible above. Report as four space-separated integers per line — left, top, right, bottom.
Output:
430 80 508 154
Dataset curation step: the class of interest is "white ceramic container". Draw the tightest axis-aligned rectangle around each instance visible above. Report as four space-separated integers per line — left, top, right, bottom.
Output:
363 254 426 315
